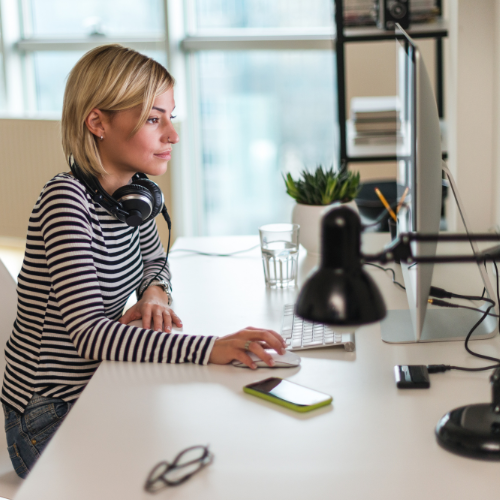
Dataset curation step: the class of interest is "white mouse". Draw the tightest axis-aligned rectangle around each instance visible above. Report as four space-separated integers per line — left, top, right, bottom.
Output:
232 349 301 369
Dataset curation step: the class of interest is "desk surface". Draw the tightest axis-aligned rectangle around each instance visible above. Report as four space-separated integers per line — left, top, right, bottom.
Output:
15 235 500 500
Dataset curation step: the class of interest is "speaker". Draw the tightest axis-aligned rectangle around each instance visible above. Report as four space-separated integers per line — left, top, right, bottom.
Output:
374 0 410 31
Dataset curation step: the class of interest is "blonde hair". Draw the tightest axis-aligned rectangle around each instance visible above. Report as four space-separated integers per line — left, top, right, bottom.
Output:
62 44 175 177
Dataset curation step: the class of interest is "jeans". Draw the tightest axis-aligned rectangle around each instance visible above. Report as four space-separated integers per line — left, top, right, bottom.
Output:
3 393 74 478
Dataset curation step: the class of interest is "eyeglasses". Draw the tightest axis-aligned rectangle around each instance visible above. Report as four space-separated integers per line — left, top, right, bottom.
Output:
144 445 214 493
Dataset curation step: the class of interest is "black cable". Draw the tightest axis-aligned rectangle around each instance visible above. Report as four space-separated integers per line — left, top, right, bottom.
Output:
429 285 495 305
169 244 260 257
426 303 500 373
365 262 405 290
361 200 400 229
428 300 500 318
428 363 500 373
138 207 172 301
463 303 500 364
427 260 500 372
138 229 172 301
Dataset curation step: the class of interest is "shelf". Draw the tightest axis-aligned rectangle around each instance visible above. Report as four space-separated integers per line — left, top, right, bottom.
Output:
346 119 447 162
342 19 448 43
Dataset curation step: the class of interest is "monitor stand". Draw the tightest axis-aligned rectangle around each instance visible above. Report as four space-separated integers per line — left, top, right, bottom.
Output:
381 304 497 343
381 163 499 344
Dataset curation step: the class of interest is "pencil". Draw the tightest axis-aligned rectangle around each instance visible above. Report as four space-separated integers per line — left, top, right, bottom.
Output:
374 187 397 223
396 187 409 214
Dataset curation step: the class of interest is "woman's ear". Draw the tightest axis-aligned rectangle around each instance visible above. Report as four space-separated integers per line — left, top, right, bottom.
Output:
85 109 107 140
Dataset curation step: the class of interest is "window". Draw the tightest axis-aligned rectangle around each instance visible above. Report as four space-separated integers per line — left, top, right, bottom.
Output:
0 0 336 237
191 0 332 30
181 0 337 235
197 50 336 235
0 0 166 114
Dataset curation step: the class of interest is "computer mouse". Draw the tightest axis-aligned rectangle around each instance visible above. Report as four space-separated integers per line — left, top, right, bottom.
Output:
232 349 301 369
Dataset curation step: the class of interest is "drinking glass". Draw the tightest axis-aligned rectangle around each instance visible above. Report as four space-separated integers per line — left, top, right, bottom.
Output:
259 223 299 288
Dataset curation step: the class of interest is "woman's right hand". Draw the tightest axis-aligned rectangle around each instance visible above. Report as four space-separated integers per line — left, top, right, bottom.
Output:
209 326 286 369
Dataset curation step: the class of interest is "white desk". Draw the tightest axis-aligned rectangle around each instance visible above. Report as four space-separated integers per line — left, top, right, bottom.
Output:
15 234 500 500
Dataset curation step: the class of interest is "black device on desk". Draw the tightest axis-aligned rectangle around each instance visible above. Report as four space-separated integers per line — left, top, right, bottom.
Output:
395 365 430 388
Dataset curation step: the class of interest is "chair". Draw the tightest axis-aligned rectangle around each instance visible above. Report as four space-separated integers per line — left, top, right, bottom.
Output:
0 258 23 498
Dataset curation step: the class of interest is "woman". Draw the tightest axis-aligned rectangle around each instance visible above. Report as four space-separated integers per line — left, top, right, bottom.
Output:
1 44 285 478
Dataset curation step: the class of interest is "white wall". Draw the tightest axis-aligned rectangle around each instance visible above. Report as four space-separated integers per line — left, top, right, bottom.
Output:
495 0 500 229
447 0 496 232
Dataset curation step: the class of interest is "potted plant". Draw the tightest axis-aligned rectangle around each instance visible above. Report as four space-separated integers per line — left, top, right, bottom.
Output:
283 166 360 255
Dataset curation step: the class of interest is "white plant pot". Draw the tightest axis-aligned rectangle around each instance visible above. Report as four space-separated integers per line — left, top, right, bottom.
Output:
292 200 359 256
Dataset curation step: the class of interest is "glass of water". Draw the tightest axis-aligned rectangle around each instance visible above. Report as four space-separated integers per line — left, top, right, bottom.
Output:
259 223 300 288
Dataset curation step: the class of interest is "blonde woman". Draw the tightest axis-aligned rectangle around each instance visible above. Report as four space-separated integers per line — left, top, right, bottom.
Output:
1 45 285 478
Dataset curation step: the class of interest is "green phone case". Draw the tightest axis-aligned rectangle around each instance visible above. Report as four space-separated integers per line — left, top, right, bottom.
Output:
243 385 333 413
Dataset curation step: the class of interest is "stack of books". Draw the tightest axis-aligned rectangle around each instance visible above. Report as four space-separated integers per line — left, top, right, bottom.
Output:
344 0 440 27
350 96 400 145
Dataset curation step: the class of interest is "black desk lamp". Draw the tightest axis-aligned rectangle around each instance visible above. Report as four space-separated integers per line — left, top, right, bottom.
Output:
296 205 500 460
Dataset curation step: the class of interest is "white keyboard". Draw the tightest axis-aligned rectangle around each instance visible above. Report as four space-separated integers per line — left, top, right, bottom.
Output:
281 304 355 352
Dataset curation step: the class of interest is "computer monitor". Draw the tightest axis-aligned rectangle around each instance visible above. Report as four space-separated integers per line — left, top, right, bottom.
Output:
380 25 497 343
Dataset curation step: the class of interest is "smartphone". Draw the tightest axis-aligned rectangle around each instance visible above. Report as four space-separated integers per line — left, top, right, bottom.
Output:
244 377 333 412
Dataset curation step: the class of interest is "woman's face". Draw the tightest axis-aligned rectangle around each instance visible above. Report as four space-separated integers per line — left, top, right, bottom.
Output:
94 87 179 180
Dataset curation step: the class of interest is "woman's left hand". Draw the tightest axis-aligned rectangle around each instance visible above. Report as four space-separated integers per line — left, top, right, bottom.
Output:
118 286 182 332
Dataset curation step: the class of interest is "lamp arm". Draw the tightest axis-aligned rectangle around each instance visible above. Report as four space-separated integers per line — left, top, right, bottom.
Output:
362 233 500 266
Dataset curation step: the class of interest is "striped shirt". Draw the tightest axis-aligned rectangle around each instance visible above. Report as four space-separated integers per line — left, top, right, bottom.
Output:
1 173 216 413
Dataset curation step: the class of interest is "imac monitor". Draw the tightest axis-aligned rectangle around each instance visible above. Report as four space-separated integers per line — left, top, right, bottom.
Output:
380 25 497 343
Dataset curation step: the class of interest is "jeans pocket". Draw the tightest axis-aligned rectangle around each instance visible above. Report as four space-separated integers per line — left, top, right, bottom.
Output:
8 443 29 479
24 401 69 447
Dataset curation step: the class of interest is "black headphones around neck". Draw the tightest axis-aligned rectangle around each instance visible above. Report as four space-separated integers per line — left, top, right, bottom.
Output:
69 160 171 230
69 159 173 300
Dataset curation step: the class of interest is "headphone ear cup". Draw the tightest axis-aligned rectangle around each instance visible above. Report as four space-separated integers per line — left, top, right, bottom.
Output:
132 178 164 222
112 184 154 227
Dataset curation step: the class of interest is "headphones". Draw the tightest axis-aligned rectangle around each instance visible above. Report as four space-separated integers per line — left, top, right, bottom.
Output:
69 159 171 230
69 159 173 299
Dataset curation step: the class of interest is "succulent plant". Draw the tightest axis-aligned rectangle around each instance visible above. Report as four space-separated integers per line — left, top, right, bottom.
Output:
283 165 361 206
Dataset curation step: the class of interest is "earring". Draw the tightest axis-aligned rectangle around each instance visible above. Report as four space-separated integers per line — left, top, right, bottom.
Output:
100 136 103 141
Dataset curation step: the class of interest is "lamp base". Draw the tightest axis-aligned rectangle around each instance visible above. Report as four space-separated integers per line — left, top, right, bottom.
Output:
436 403 500 460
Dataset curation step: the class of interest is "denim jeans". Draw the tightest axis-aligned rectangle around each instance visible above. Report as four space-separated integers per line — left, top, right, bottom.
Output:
3 393 74 478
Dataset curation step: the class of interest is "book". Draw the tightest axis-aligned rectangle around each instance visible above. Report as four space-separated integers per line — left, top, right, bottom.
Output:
347 119 401 145
354 120 400 133
353 133 401 145
350 96 399 122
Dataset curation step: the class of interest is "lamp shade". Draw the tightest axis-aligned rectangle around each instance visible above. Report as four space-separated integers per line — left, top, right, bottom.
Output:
295 206 387 326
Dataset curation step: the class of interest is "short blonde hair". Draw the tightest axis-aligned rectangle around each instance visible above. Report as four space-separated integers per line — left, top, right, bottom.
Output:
62 44 175 177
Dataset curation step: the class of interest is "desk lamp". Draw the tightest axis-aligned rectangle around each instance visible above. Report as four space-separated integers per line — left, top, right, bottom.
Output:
296 205 500 460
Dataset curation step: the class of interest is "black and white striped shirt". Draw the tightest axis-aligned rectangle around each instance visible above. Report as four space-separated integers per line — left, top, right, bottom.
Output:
1 173 216 413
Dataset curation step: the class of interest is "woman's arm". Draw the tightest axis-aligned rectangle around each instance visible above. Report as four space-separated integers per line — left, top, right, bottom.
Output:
119 211 286 368
136 218 171 298
120 218 180 332
39 179 214 365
